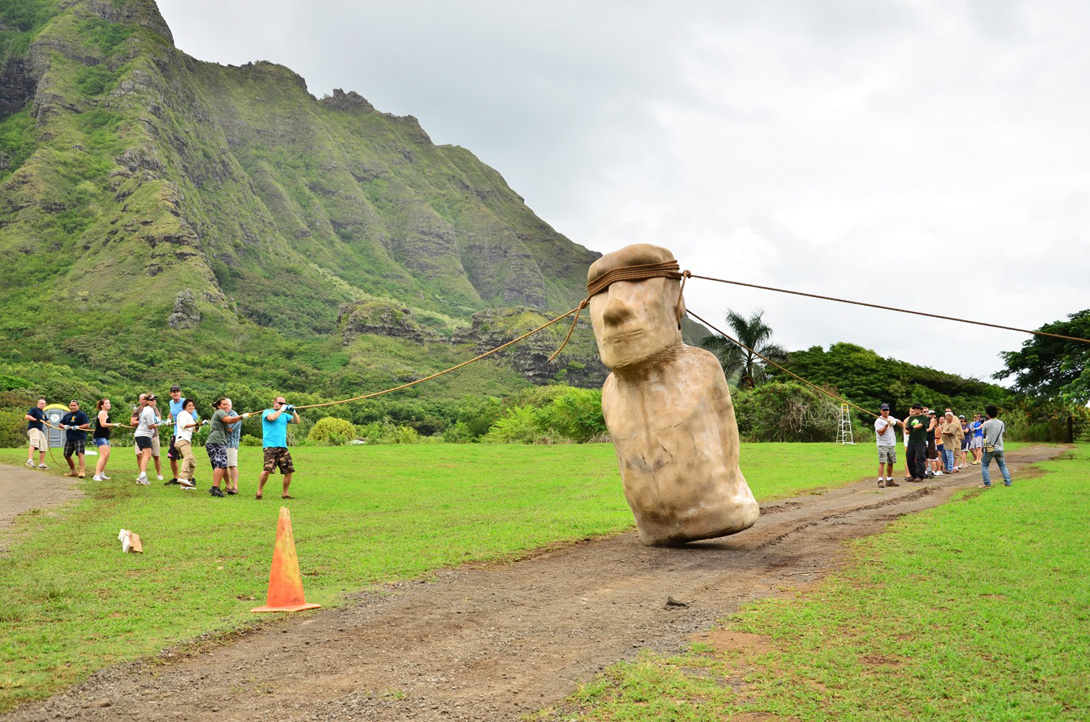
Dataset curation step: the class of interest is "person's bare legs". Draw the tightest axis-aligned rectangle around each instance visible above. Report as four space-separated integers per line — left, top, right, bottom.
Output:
95 445 111 477
138 448 152 476
281 471 292 498
228 465 239 492
256 469 270 498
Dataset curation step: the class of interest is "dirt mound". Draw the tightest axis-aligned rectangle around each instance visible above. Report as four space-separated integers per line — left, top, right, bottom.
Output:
3 446 1064 721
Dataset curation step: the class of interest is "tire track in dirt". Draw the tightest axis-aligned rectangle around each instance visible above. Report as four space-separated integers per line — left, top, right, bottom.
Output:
4 445 1067 721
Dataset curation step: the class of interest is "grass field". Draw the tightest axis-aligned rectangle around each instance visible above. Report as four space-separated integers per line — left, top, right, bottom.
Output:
0 441 878 712
547 444 1090 721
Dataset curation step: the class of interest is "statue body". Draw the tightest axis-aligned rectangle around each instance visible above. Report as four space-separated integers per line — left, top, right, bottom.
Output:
589 243 759 546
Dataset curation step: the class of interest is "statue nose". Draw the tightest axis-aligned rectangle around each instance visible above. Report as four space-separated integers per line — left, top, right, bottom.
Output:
601 284 635 326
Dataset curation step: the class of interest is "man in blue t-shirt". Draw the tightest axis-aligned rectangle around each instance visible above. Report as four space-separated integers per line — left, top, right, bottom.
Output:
166 384 189 485
60 399 91 478
25 398 48 469
256 396 300 500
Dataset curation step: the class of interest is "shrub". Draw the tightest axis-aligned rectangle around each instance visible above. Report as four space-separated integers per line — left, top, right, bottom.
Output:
481 405 551 444
734 381 841 442
539 387 605 443
0 408 27 448
306 416 357 446
241 434 261 447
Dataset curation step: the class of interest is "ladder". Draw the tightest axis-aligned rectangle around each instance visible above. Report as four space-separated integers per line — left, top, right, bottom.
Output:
836 403 855 445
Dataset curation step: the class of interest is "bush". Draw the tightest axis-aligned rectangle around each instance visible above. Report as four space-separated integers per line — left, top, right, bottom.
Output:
0 408 28 448
538 387 605 443
734 381 842 442
356 421 421 444
241 434 262 447
306 416 357 446
481 405 552 444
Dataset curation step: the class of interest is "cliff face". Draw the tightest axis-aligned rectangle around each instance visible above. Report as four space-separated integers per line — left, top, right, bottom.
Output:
0 0 602 391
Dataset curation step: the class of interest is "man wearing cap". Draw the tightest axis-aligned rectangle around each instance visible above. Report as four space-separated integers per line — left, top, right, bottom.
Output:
904 403 929 482
60 400 90 478
873 404 900 488
165 384 193 485
25 398 48 470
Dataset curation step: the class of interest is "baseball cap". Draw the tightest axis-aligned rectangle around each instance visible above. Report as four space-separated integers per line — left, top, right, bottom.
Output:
69 399 79 405
169 385 181 392
911 402 923 409
958 415 966 419
879 403 890 410
146 394 157 401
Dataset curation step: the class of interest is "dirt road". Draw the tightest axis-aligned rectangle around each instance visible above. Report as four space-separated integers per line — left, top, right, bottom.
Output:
3 445 1065 721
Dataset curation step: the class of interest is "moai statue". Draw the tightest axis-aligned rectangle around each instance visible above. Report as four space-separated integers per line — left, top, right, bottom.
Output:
587 243 759 546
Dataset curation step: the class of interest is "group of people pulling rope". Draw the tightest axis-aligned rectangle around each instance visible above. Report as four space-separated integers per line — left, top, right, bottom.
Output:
24 388 302 499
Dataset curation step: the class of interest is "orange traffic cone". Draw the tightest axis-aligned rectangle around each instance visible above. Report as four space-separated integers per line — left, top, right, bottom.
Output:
251 507 322 613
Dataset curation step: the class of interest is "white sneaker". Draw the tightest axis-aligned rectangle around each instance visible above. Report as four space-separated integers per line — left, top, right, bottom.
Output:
26 459 34 467
935 470 944 476
156 475 164 481
92 475 103 481
37 463 48 470
136 474 149 485
178 479 195 488
100 474 111 480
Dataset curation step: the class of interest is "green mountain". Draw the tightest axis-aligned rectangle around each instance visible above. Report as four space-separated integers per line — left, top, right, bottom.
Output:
0 0 643 402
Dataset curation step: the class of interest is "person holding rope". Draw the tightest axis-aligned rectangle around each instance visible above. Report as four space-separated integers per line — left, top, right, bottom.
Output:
91 399 124 481
60 400 90 479
172 398 199 489
256 397 299 500
874 404 900 488
25 398 48 470
225 399 243 495
134 394 164 486
206 398 245 497
904 403 929 482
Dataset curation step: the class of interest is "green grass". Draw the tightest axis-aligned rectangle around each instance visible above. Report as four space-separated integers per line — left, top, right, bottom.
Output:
549 443 1089 721
0 441 874 712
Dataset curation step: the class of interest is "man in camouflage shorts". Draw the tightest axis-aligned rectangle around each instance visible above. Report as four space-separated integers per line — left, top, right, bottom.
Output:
256 396 300 500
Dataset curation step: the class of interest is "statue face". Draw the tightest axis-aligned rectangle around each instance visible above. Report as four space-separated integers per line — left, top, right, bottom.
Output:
589 276 682 369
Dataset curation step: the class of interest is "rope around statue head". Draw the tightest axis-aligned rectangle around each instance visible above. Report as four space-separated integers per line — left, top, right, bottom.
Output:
548 260 690 362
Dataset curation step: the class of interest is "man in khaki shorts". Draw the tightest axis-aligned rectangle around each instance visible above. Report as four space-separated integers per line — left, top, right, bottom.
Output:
25 398 49 469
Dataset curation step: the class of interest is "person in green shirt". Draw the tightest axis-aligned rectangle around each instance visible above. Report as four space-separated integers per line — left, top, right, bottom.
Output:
204 398 244 498
904 403 929 482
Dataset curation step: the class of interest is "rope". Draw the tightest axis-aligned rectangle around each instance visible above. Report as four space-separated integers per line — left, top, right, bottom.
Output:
685 308 881 419
294 305 581 410
549 260 688 362
688 273 1090 345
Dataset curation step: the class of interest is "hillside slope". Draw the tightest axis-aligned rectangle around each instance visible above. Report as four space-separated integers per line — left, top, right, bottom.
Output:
0 0 608 395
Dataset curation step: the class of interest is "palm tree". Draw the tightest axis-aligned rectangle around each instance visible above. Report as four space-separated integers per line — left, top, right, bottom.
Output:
700 309 787 389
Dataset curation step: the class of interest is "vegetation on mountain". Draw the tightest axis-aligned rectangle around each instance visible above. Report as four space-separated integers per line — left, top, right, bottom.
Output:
0 0 607 404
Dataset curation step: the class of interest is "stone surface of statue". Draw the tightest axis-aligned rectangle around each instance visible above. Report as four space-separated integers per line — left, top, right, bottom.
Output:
588 243 759 546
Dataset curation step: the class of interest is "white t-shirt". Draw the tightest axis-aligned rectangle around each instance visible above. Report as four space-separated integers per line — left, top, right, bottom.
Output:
874 415 899 447
135 406 158 438
176 410 196 443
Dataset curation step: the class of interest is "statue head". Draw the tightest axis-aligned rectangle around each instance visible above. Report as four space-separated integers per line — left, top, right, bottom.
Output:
587 243 684 370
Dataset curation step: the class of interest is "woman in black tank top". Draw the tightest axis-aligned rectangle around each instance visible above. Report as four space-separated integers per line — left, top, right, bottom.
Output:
93 399 122 481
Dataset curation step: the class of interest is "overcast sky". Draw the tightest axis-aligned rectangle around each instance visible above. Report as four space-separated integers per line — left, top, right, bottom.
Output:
156 0 1089 387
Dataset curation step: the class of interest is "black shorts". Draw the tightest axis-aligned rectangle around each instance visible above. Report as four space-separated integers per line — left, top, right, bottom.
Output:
63 439 85 457
167 435 180 461
135 436 153 451
206 443 228 470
